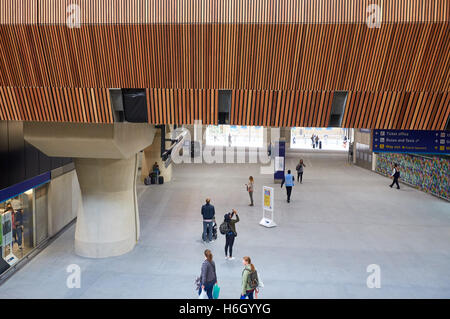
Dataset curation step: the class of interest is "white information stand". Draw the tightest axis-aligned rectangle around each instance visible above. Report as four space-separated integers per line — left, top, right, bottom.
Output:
259 186 277 228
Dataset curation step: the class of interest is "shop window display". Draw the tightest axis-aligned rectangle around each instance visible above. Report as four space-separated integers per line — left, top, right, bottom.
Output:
1 189 35 270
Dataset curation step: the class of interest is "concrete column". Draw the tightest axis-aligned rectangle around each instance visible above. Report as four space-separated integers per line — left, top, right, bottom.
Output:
24 122 156 258
372 152 377 171
141 130 173 182
74 154 140 258
280 127 291 148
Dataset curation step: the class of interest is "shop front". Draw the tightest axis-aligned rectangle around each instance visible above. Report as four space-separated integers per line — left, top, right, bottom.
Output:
0 172 50 275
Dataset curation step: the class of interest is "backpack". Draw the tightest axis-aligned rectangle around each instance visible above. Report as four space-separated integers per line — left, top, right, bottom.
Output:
394 169 400 178
219 221 231 235
246 269 259 289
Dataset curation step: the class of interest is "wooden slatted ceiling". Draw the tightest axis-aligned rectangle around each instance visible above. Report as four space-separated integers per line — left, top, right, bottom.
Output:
145 88 218 125
0 87 448 129
341 91 450 130
144 88 450 129
0 87 113 123
0 23 448 91
2 0 449 24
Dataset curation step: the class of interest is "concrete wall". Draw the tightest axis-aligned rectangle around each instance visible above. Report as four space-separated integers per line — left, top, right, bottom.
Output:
353 129 373 168
47 170 80 236
353 129 372 146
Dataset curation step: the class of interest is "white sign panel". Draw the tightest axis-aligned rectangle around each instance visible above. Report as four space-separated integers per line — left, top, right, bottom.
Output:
260 186 276 228
1 211 12 247
275 156 284 171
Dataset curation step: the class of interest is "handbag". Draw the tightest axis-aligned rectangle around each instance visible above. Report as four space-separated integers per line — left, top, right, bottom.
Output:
198 289 208 299
213 284 220 299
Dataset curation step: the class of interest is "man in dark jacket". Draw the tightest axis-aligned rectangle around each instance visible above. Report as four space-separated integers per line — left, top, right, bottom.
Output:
389 163 401 189
201 198 216 242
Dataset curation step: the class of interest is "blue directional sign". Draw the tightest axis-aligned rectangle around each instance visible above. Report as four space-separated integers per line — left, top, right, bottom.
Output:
373 129 450 155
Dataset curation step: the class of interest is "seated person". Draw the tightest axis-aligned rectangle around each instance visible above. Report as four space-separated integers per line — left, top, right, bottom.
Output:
152 162 160 174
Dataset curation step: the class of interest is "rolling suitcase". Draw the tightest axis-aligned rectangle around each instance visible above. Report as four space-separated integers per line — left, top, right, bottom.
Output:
151 175 157 184
158 176 164 184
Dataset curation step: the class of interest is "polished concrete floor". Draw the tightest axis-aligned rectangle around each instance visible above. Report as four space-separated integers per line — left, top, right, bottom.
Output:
1 152 449 298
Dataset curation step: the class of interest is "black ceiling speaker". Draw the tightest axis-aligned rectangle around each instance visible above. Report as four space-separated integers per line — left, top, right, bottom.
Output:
122 89 148 123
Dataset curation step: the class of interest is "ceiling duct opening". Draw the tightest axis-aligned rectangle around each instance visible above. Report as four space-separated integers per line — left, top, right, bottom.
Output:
329 91 348 127
218 90 232 125
109 88 125 122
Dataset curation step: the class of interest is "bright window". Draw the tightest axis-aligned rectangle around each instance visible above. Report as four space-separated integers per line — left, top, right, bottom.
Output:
205 125 264 147
290 127 349 151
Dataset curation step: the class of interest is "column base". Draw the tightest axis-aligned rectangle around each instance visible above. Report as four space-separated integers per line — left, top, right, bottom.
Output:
75 237 136 258
74 155 140 258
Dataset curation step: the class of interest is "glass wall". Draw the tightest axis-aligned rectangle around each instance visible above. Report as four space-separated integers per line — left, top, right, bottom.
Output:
290 127 350 151
205 125 264 147
1 183 49 273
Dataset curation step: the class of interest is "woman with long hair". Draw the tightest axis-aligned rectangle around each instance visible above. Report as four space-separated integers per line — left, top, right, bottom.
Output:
224 209 239 260
241 256 258 299
199 249 218 299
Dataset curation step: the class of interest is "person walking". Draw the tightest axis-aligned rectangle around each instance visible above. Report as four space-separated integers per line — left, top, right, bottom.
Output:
281 169 295 203
201 198 216 242
224 209 239 260
389 163 401 189
315 135 319 148
240 256 259 299
296 159 306 183
199 249 218 299
311 134 315 148
246 176 254 206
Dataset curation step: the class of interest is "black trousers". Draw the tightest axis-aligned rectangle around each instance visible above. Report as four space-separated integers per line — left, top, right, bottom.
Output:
286 186 293 201
225 233 235 257
390 177 400 189
297 172 303 182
